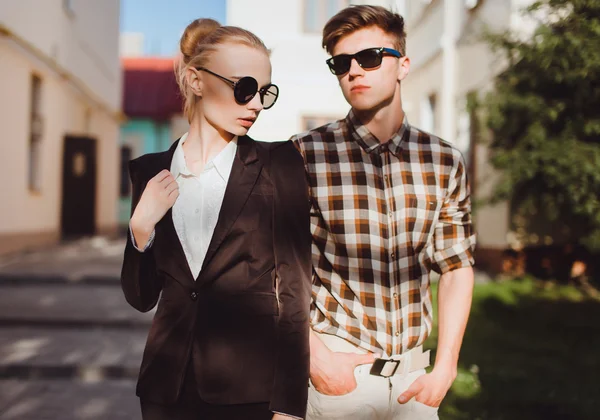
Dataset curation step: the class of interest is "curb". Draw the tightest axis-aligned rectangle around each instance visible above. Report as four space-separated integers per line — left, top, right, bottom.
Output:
0 274 121 287
0 318 151 330
0 364 139 381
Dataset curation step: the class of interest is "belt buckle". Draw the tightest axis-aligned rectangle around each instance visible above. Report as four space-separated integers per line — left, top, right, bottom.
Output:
369 358 400 378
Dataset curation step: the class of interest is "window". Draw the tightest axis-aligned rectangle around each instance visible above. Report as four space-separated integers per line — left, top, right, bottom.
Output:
63 0 75 16
420 93 437 134
303 0 350 34
120 146 132 198
465 0 480 10
29 74 43 193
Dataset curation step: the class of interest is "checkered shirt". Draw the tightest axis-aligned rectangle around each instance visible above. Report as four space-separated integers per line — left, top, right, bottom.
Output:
291 110 476 356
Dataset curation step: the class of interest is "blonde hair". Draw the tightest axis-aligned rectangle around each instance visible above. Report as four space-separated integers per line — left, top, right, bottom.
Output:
176 19 269 122
322 5 406 56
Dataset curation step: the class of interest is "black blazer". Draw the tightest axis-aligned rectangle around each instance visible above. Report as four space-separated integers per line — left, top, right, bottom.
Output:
120 136 311 419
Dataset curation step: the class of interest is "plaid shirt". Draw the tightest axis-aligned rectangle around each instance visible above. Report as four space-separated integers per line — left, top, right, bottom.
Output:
292 110 476 357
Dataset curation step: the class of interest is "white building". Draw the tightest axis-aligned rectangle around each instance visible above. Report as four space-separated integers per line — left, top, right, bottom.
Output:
226 0 405 141
120 32 146 58
0 0 122 255
227 0 540 271
402 0 536 271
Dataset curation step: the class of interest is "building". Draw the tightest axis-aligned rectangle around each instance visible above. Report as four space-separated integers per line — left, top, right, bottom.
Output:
0 0 122 255
118 56 186 228
226 0 405 141
401 0 537 272
119 32 145 58
227 0 547 272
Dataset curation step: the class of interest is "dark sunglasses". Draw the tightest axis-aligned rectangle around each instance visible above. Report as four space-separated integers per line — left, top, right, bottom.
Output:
196 67 279 109
326 47 403 76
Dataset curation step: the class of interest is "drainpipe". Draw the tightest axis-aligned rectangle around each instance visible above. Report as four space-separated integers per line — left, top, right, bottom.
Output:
440 0 460 142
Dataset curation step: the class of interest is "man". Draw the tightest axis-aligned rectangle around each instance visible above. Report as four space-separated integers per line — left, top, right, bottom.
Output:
291 5 476 419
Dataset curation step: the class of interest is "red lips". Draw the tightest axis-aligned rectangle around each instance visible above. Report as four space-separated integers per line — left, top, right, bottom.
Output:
351 85 370 92
238 117 256 128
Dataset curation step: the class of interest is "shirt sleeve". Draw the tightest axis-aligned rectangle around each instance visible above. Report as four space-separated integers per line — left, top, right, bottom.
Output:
269 141 312 419
431 151 476 274
129 223 155 252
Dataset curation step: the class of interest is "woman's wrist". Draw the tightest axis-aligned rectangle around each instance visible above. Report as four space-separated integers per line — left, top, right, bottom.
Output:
130 214 155 236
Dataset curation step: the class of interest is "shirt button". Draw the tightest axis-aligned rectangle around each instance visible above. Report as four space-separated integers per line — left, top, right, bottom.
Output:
393 293 398 299
190 291 198 301
388 211 393 218
391 252 395 260
195 208 199 214
395 331 400 337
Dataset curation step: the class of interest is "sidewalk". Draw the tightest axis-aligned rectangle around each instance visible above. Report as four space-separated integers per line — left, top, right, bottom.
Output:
0 236 148 420
0 236 125 285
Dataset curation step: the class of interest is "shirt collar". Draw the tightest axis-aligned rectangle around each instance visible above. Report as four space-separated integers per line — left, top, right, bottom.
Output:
212 136 238 181
345 109 410 156
170 132 190 179
170 132 238 181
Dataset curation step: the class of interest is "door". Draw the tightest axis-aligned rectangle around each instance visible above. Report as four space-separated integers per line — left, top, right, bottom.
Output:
60 136 97 239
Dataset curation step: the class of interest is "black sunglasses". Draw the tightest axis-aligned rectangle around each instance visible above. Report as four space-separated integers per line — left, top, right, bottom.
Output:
196 67 279 109
326 47 403 76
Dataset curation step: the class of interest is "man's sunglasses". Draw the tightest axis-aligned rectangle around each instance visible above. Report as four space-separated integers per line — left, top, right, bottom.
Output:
196 67 279 109
326 47 403 76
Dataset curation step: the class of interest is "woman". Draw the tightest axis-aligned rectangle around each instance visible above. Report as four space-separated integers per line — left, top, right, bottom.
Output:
121 18 311 420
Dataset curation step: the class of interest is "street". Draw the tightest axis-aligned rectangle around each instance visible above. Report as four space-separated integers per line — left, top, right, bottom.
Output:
0 237 151 420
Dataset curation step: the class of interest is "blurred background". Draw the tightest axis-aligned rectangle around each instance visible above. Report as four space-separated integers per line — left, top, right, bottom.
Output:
0 0 598 418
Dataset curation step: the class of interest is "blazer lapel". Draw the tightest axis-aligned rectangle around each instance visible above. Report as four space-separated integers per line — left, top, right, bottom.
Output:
199 135 262 278
154 139 196 285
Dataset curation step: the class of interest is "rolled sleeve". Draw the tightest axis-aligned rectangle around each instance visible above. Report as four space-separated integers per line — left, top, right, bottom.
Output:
432 152 476 274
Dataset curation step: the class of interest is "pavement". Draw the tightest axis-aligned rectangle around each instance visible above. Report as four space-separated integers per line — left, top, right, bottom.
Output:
0 236 153 420
0 235 493 419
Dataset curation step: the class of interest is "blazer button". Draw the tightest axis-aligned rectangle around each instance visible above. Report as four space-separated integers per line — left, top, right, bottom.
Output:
190 291 198 301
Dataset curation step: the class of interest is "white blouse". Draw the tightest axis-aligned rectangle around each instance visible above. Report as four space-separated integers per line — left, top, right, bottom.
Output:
131 132 238 280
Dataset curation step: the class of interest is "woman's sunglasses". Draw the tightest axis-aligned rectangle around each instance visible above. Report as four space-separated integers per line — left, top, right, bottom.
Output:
196 67 279 109
326 47 403 76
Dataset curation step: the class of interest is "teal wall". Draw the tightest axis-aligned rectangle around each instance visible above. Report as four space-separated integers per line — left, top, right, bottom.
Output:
118 119 175 226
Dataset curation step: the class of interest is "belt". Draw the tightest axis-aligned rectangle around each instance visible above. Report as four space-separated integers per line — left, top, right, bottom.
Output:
315 331 431 377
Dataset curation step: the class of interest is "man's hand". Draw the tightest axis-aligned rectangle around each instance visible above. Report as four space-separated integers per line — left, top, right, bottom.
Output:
272 414 299 420
397 366 456 407
310 350 377 396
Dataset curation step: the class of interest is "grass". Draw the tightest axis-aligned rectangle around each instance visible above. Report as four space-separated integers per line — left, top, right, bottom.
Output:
425 277 600 420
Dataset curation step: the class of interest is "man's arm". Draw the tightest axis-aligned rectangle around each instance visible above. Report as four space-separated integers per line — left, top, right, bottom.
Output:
398 267 473 407
434 266 474 381
292 132 378 396
399 150 476 407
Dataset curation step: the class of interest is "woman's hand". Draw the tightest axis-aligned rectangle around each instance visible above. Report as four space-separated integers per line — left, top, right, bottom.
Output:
130 170 179 246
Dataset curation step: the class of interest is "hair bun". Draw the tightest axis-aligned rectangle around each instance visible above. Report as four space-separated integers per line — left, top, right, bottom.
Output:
180 18 221 64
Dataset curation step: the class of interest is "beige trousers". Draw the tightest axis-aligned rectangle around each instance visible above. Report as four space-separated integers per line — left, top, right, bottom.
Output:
307 333 439 420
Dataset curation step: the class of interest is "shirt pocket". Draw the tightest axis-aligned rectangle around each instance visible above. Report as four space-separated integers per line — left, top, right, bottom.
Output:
405 195 442 249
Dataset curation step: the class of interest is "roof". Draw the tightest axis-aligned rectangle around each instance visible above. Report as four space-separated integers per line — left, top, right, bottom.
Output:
122 57 183 120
